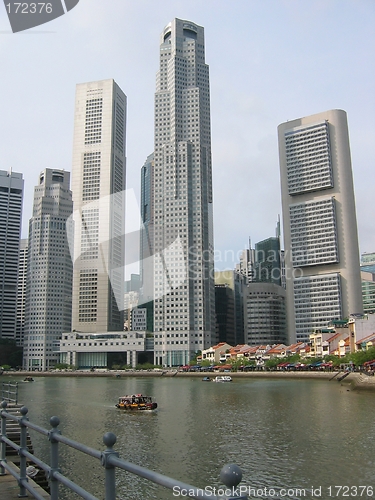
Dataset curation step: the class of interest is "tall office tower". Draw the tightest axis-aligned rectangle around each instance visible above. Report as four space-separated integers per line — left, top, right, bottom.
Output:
254 236 282 286
23 170 73 371
243 283 287 346
278 109 363 343
71 79 127 333
215 284 235 346
0 170 24 341
235 245 255 284
15 238 28 346
153 19 215 366
140 153 154 305
215 270 246 345
360 253 375 314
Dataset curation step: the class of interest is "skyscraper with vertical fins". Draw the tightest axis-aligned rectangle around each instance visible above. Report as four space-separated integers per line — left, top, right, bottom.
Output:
152 19 215 367
71 79 127 334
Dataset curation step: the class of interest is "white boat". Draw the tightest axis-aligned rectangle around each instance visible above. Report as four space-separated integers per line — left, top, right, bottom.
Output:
212 375 232 383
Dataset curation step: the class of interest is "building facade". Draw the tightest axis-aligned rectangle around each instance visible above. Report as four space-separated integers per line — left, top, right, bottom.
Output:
140 153 154 305
70 79 127 334
235 246 255 284
278 109 363 342
243 282 287 346
0 170 24 341
152 19 215 366
254 236 282 286
23 169 73 371
215 270 245 345
214 283 235 346
16 238 28 346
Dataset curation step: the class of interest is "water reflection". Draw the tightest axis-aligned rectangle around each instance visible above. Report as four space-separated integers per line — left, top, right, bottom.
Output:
6 376 375 499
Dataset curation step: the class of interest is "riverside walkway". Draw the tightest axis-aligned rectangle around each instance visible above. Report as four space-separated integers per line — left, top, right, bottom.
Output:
0 462 50 500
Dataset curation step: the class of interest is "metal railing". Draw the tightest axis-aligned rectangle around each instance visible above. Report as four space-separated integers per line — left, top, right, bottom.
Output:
1 381 18 403
1 401 248 499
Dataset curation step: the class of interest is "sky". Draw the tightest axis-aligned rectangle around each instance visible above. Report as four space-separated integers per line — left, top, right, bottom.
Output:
1 0 374 274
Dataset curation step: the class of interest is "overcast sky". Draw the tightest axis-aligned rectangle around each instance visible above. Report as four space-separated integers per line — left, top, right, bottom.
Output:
1 0 374 274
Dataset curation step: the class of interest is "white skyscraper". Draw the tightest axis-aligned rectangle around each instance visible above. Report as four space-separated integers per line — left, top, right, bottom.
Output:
71 79 127 333
278 109 363 342
153 19 215 366
0 170 23 341
23 169 73 371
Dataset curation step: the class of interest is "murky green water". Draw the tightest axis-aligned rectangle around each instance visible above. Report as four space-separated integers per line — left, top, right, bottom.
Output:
5 375 375 499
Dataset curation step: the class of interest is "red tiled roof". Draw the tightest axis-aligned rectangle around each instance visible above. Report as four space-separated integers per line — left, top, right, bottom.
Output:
326 333 342 342
355 332 375 345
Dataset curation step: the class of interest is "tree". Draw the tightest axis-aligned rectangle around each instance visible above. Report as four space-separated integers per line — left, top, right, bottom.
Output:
0 339 23 368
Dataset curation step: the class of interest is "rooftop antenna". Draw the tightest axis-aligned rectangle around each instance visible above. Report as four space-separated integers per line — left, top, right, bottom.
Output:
276 215 281 238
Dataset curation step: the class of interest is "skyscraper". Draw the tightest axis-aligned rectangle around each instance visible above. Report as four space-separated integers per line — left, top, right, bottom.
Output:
278 109 363 342
0 169 24 341
16 238 28 346
71 79 127 333
254 235 282 286
153 19 215 366
23 169 73 371
140 153 154 305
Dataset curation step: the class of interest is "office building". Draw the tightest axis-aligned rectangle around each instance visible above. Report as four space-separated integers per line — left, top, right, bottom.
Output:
278 109 363 342
153 19 215 366
360 252 375 314
70 79 127 335
23 169 73 371
0 170 24 341
254 236 282 286
243 283 287 346
235 246 255 284
214 283 235 346
15 238 28 346
140 153 154 305
215 270 246 345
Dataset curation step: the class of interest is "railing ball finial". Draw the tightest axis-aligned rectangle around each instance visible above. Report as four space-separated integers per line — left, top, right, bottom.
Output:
1 400 7 409
220 463 243 488
20 406 28 416
103 432 117 448
50 416 60 428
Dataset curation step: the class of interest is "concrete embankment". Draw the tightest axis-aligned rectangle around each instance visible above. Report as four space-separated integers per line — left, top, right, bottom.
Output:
3 369 375 389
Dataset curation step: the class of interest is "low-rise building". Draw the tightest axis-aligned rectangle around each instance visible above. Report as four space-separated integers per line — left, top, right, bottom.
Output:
56 331 153 369
201 342 233 364
355 332 375 351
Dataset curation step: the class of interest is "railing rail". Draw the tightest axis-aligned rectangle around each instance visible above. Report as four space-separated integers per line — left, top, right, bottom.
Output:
1 401 248 499
1 381 18 403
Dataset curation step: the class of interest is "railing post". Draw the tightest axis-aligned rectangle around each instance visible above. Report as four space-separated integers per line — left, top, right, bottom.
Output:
220 464 248 500
48 416 61 500
101 432 119 500
17 406 29 497
0 400 7 476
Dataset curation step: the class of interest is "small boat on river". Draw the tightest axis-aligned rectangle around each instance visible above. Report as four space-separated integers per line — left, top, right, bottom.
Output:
202 376 211 381
23 376 34 382
116 394 157 411
212 375 232 383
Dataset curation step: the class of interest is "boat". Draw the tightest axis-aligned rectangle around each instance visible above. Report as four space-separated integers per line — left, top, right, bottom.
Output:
115 394 157 411
212 375 232 383
23 376 34 382
202 376 211 382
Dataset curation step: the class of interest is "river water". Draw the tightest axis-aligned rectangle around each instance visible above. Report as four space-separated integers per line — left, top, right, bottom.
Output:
6 375 375 499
